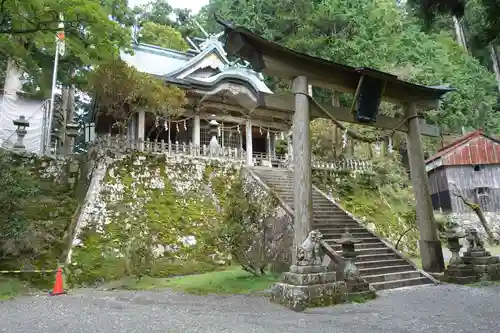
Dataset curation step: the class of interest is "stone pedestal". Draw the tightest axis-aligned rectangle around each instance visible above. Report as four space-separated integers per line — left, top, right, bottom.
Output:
445 228 500 283
334 228 375 300
462 249 500 280
270 264 347 312
443 264 477 284
344 277 375 301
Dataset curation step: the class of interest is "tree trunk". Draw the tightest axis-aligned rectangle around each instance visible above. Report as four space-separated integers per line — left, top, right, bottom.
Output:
453 16 468 53
489 44 500 94
470 204 498 244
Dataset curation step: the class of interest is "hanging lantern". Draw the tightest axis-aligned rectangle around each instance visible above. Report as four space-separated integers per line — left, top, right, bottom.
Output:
176 122 179 132
183 120 187 131
237 125 241 134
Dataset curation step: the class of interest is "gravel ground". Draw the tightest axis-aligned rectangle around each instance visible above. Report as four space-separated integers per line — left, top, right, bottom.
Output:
1 284 499 333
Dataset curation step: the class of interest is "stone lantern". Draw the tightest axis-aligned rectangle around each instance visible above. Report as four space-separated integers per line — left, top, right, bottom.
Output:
445 227 463 266
66 122 79 154
12 115 29 152
208 115 220 156
334 228 361 279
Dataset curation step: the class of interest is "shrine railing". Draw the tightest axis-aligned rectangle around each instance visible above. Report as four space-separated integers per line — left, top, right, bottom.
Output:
311 157 373 172
92 136 246 162
90 135 373 172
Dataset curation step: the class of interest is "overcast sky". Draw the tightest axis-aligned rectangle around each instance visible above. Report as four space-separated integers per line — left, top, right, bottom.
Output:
128 0 209 14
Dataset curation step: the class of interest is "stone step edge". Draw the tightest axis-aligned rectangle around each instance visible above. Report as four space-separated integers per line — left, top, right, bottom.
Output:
362 270 423 279
356 259 407 266
369 276 434 288
358 264 414 273
311 184 440 286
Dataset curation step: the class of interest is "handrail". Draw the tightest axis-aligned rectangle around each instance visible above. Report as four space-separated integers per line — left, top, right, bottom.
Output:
319 239 345 281
312 184 439 284
244 167 294 217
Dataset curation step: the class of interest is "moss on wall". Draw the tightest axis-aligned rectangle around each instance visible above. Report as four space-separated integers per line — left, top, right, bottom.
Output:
70 153 243 285
312 157 419 256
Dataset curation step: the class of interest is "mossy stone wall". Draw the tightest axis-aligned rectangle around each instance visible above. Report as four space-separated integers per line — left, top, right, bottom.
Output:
70 153 245 285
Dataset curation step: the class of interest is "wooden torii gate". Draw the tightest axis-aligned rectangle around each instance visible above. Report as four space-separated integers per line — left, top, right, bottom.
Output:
218 20 454 273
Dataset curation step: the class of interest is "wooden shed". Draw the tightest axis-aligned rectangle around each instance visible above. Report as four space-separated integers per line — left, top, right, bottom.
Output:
426 131 500 213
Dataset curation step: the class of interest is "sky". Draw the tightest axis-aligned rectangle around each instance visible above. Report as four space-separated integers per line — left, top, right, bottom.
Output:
128 0 209 14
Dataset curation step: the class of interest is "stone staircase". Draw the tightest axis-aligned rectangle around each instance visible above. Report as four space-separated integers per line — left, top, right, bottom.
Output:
251 167 435 291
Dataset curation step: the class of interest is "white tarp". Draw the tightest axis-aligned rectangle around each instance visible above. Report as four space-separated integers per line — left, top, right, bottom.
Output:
0 61 48 154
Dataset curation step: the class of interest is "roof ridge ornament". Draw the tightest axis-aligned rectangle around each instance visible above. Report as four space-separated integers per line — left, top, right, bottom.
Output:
190 19 264 81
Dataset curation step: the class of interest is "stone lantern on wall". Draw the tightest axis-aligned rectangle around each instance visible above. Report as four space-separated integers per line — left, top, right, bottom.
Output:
12 115 29 152
208 115 220 156
66 122 80 155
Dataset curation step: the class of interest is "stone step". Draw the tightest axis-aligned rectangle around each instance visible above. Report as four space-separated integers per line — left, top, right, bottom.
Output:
355 259 408 269
369 276 433 291
321 232 374 239
355 248 394 255
313 210 350 214
324 237 382 244
316 227 366 233
313 218 354 223
328 242 387 251
363 271 422 283
356 253 401 262
358 264 415 276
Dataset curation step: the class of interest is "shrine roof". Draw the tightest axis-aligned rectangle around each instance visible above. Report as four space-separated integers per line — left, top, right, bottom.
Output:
120 40 273 98
425 130 500 165
216 18 454 106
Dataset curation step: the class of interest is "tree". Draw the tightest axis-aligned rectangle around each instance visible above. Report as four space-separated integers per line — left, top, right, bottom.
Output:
138 21 189 51
133 0 200 38
0 0 133 96
89 58 186 134
198 0 500 142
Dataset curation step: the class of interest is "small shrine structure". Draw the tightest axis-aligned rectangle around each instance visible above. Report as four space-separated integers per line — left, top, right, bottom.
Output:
217 18 453 273
426 130 500 213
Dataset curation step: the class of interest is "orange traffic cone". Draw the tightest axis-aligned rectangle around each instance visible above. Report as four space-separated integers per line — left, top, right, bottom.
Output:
49 267 67 296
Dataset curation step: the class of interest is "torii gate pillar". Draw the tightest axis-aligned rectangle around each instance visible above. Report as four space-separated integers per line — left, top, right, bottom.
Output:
405 102 445 273
292 76 313 262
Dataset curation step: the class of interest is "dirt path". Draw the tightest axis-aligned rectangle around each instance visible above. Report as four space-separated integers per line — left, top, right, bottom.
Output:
1 284 499 333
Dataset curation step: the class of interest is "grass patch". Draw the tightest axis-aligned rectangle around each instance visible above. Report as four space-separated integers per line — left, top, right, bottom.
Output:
0 276 31 300
466 280 500 288
110 266 280 295
410 257 422 269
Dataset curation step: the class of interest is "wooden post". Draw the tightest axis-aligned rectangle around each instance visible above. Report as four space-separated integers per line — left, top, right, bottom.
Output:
405 102 444 273
192 115 200 146
292 76 313 262
246 119 253 166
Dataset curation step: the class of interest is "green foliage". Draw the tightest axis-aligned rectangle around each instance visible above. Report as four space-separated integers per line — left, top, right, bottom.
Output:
313 156 419 255
217 174 279 276
89 58 186 131
138 22 190 51
199 0 499 136
0 150 78 277
0 277 31 300
113 266 279 295
0 0 133 95
133 0 201 38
